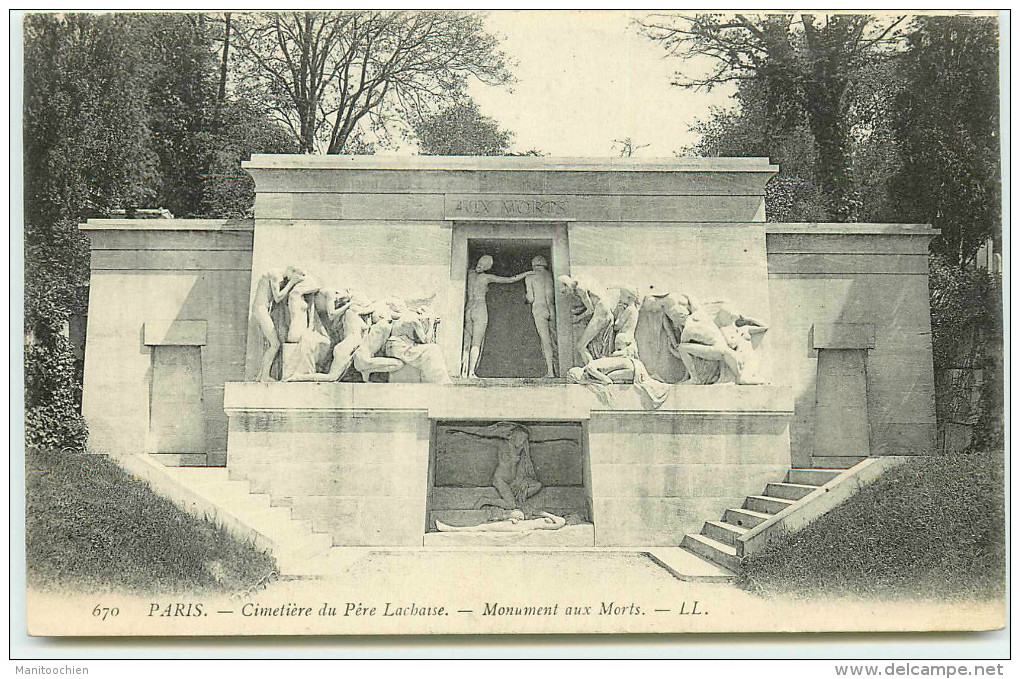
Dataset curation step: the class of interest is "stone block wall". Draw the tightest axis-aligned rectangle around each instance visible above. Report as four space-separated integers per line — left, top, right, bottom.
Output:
226 409 431 547
764 225 938 465
80 221 253 463
588 409 792 546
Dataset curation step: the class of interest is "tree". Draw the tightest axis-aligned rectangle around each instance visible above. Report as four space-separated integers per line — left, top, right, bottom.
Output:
639 12 905 220
612 137 651 157
888 16 1000 265
231 11 512 154
413 100 512 155
22 13 297 448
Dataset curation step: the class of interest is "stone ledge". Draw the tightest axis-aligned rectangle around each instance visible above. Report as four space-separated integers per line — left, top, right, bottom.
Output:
80 218 253 232
766 223 937 236
223 382 794 421
811 323 876 349
244 154 778 173
143 319 207 346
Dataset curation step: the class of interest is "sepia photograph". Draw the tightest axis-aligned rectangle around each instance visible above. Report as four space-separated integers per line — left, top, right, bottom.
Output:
14 7 1007 655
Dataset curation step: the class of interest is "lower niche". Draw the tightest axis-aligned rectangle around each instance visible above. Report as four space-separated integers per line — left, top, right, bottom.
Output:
426 420 594 546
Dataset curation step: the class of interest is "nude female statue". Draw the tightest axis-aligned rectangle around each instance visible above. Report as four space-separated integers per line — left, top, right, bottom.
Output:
435 511 567 533
286 295 374 382
461 255 532 379
251 266 305 382
557 275 615 365
671 302 767 384
352 311 405 382
525 255 557 378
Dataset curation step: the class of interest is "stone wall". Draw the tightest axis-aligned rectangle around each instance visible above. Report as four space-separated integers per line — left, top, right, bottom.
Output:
222 382 793 547
242 155 777 380
80 220 253 463
764 225 938 466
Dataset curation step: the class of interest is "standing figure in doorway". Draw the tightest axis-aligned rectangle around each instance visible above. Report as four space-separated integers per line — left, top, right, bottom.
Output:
251 266 305 382
461 255 532 379
525 255 557 378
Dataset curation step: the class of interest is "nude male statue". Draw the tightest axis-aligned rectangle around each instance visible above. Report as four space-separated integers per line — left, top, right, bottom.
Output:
557 275 615 365
251 266 305 382
461 255 532 379
524 255 557 378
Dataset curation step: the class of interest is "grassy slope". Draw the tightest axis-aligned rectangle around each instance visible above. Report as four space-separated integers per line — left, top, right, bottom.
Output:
738 451 1006 601
26 448 277 594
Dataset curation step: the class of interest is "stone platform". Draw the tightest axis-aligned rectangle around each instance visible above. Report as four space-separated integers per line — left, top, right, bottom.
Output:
222 382 794 548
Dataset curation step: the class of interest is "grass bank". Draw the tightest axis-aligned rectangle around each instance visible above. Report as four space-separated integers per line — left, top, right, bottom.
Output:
26 448 277 594
737 451 1005 601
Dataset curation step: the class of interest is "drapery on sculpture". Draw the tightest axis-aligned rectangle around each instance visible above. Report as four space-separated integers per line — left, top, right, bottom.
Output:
557 277 769 390
254 266 449 383
435 510 567 533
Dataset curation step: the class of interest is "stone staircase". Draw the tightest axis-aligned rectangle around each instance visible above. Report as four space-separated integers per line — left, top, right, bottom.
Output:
159 467 335 573
680 461 866 572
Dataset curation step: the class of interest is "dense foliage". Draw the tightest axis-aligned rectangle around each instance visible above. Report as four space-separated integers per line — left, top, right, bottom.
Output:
642 13 1003 448
413 100 513 155
643 13 1001 264
22 13 297 447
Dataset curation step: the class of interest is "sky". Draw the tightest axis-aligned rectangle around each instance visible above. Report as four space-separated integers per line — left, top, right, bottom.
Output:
465 11 737 158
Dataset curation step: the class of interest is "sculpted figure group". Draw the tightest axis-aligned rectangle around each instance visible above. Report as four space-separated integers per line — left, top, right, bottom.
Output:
556 276 768 394
252 260 768 390
250 266 449 384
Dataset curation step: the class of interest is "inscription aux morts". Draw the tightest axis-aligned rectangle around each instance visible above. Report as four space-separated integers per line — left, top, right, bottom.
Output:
446 195 569 219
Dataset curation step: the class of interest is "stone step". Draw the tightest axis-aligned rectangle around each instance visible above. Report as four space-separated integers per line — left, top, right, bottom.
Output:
222 505 294 533
647 548 736 583
787 468 841 486
764 482 817 502
213 493 273 514
277 531 334 558
744 494 797 515
811 455 868 469
702 520 747 546
681 533 739 572
150 453 209 467
166 467 231 483
723 507 771 529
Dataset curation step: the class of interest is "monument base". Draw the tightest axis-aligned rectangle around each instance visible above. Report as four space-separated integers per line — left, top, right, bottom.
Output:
223 382 793 548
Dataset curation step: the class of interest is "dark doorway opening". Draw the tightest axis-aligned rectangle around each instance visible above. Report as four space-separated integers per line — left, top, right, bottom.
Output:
466 239 553 378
